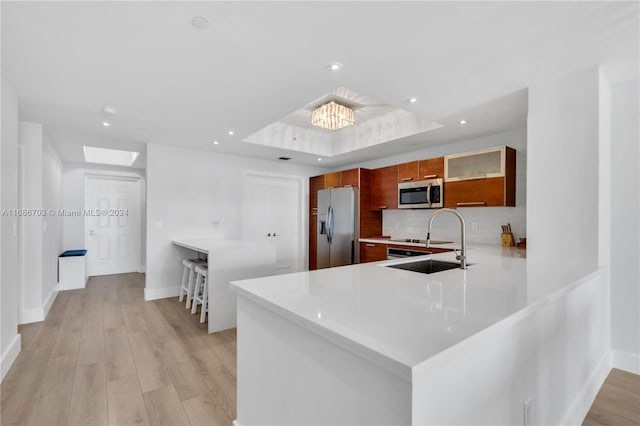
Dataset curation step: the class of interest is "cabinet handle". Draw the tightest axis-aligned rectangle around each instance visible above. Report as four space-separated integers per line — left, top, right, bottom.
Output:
312 212 318 216
366 244 375 247
423 174 437 179
455 174 488 181
311 207 318 211
378 205 388 209
456 202 486 206
327 187 335 189
401 177 413 181
343 184 353 187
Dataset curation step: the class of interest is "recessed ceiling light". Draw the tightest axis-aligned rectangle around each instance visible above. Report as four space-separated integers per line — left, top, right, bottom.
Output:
191 16 210 29
329 63 342 71
317 158 323 162
408 97 418 103
103 106 116 115
459 120 467 125
102 122 111 127
213 140 219 145
228 130 234 136
83 146 139 167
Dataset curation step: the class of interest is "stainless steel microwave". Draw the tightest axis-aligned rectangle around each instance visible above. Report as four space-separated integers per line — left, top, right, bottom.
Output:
398 178 443 209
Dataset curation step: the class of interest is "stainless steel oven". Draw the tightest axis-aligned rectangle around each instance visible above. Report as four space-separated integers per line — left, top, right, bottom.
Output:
398 178 443 209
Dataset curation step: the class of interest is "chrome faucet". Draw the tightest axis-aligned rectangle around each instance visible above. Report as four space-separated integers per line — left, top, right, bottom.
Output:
426 208 467 270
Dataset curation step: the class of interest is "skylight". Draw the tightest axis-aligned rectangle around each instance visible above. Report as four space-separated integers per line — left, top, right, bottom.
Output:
83 146 140 167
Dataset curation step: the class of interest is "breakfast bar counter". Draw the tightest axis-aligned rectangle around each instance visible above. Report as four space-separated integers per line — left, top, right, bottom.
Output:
173 238 275 333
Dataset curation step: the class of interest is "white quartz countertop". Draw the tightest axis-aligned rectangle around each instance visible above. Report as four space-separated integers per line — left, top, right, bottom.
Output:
230 245 594 379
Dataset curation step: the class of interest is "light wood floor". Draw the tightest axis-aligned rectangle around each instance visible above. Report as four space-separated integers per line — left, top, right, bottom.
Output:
2 273 639 426
1 273 236 426
583 368 640 426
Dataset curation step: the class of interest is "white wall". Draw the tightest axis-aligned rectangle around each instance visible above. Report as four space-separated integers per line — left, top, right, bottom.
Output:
17 122 64 324
42 135 63 307
527 69 600 267
145 144 326 299
62 163 146 268
1 75 21 380
340 128 527 245
609 77 640 371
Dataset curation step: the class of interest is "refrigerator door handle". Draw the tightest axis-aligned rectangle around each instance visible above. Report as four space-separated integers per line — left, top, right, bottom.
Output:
327 205 334 244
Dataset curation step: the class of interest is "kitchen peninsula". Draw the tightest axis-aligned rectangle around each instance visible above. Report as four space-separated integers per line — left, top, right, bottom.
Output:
230 247 608 425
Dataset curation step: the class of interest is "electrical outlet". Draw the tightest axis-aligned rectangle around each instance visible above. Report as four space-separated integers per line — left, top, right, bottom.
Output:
523 398 532 426
471 221 479 231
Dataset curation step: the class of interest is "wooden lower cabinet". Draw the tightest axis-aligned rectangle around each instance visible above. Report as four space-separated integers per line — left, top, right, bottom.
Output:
388 244 453 254
359 243 387 263
444 177 513 208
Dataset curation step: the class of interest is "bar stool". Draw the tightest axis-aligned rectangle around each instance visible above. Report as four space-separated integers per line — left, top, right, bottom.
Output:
179 259 206 309
191 265 209 323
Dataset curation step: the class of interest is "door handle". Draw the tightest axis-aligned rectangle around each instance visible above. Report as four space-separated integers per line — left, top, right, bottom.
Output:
266 233 271 237
327 206 334 244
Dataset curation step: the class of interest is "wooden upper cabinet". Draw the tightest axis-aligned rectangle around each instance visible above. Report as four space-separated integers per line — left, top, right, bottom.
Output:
370 165 398 210
443 146 516 208
340 168 359 188
419 157 444 179
324 172 341 189
397 162 419 183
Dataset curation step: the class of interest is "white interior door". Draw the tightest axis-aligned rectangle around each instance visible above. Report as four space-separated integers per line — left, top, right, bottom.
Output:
85 176 141 276
243 173 303 274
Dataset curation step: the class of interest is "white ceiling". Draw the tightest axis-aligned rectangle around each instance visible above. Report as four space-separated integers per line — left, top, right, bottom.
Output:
2 2 638 169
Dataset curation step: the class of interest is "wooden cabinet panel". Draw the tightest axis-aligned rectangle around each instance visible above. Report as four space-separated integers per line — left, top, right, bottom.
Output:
397 162 419 183
324 172 340 189
370 165 398 210
444 177 509 207
309 175 325 210
340 169 359 188
359 243 387 263
358 169 382 238
309 215 318 270
419 157 444 179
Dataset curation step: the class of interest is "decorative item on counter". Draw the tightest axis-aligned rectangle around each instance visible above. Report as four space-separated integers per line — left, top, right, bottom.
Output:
516 237 527 249
500 223 516 247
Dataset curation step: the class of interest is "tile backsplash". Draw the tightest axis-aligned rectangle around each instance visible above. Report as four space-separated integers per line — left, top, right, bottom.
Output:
382 207 526 246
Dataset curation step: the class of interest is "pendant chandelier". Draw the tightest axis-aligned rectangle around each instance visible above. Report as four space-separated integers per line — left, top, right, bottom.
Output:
310 101 355 131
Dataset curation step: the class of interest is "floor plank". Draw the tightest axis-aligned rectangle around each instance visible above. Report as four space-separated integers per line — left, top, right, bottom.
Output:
107 374 150 426
584 368 640 426
182 392 233 426
143 384 191 426
128 331 172 393
68 362 108 426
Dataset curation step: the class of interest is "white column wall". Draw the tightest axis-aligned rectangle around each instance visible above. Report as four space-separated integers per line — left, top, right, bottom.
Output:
609 78 640 372
1 75 21 380
527 68 600 267
17 122 64 324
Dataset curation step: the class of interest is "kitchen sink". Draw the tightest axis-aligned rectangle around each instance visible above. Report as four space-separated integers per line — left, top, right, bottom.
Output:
386 259 467 274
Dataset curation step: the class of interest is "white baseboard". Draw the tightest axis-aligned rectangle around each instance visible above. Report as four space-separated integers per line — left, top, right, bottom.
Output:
613 349 640 374
1 334 21 382
561 351 612 426
42 286 58 319
19 286 59 324
144 286 179 301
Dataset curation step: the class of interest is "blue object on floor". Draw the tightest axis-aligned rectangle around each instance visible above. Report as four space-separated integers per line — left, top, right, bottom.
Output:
60 249 87 257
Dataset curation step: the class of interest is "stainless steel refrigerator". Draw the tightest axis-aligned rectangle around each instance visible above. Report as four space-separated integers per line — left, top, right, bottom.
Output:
316 187 359 269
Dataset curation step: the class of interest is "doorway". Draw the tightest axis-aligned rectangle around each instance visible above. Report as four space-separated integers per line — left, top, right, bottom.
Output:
84 175 142 276
242 173 304 274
